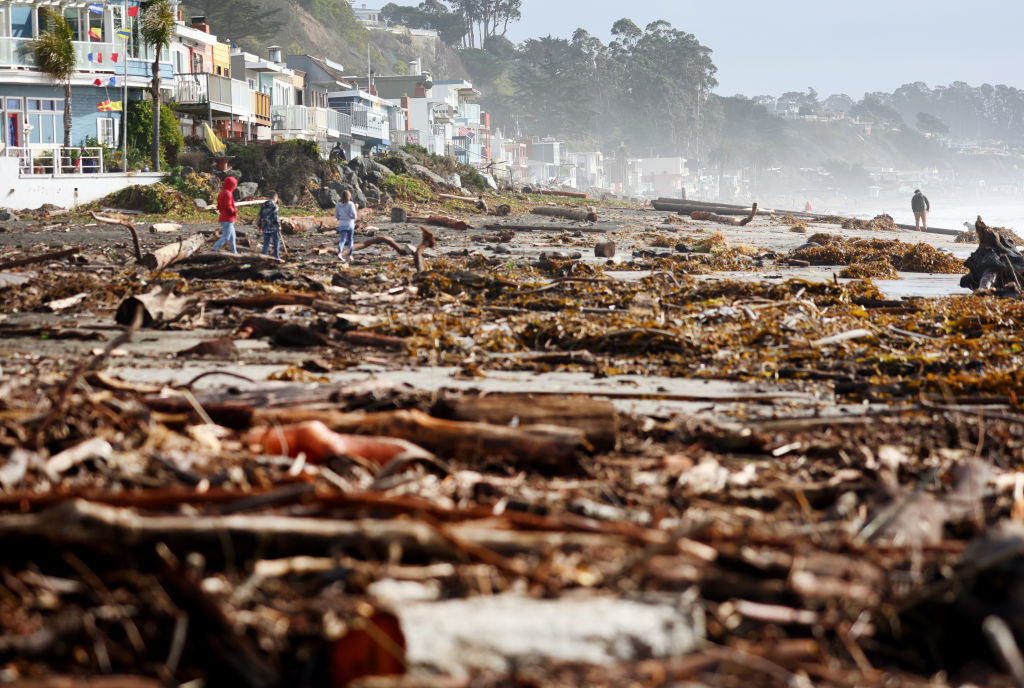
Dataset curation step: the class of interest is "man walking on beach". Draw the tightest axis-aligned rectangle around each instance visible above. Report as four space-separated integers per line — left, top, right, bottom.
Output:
912 189 930 232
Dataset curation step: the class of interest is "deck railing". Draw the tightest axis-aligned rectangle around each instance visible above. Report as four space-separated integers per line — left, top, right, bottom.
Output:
2 146 105 175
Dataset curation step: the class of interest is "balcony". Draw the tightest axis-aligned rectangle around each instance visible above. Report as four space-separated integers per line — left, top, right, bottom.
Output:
272 105 351 141
1 37 116 71
174 73 251 117
250 91 271 124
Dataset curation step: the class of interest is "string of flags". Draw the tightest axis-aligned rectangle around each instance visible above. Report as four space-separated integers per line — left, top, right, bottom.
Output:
87 52 119 63
98 100 123 112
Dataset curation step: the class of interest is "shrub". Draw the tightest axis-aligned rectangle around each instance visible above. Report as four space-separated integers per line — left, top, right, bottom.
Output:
381 174 432 202
126 100 183 168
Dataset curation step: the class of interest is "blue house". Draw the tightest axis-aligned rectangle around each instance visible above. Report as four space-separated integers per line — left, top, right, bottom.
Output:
0 0 173 155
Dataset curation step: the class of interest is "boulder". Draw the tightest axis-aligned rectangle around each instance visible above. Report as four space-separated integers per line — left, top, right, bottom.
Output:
409 164 446 186
315 187 341 210
445 173 462 189
234 182 259 201
363 184 392 207
0 209 19 222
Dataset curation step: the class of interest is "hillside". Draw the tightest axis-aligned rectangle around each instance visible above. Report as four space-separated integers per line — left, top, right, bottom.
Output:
182 0 468 79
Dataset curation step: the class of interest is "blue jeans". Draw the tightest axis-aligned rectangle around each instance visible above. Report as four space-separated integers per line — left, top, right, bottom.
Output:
212 221 237 253
262 230 280 259
338 227 354 256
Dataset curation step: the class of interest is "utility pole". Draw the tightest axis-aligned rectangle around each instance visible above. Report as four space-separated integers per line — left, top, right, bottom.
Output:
121 0 128 171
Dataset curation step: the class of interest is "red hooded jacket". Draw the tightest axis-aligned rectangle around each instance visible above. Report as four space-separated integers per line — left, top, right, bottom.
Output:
217 177 238 222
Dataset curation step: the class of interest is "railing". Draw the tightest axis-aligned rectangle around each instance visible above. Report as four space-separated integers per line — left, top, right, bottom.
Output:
272 106 352 140
1 37 116 71
332 103 388 141
271 105 308 132
2 146 104 175
174 72 245 110
250 91 271 122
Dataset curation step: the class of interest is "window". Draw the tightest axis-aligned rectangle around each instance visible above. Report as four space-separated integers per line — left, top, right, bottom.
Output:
88 9 103 42
97 117 117 147
11 6 34 38
64 8 81 41
27 98 61 144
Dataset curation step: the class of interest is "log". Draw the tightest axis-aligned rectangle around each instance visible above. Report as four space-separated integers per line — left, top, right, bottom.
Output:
90 211 142 262
0 499 618 558
140 233 205 271
690 203 758 227
209 292 345 313
352 235 411 255
149 222 182 233
439 193 478 203
281 216 338 233
434 393 618 452
531 206 598 222
525 188 588 199
411 215 472 230
961 216 1024 293
251 407 587 468
0 247 77 271
483 223 614 234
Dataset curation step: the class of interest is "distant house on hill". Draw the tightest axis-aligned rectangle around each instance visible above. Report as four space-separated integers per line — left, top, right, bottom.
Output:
348 2 382 27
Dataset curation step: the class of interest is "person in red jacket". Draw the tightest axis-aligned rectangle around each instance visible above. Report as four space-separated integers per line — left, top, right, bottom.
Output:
212 176 238 253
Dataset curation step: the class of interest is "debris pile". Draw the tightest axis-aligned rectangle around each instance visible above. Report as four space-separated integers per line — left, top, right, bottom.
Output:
791 235 964 273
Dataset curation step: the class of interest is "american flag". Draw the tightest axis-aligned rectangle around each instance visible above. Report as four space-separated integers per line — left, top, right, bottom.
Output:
458 127 475 140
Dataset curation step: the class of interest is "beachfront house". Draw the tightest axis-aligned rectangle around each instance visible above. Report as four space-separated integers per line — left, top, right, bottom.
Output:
171 16 270 142
326 88 396 156
0 0 173 170
283 54 354 155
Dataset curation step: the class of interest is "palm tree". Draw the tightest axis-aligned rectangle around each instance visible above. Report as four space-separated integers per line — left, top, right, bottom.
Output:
140 0 175 171
27 8 76 148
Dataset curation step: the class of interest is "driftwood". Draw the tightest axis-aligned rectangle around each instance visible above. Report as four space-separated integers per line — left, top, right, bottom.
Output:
691 203 758 226
524 188 588 199
281 216 337 233
149 222 182 233
405 215 472 230
90 211 142 262
209 292 345 313
961 216 1024 293
349 226 434 272
0 247 77 271
439 193 478 203
140 234 205 271
252 407 587 468
531 206 598 222
483 223 612 234
435 393 618 452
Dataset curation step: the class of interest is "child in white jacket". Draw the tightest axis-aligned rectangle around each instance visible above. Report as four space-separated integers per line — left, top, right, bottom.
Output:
334 190 357 262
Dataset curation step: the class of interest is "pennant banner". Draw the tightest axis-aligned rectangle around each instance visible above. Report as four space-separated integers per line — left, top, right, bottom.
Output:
115 28 131 40
88 27 102 40
97 100 122 112
127 6 138 17
88 3 103 14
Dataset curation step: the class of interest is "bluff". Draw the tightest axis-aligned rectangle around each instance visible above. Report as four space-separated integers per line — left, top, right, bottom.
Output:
183 0 468 79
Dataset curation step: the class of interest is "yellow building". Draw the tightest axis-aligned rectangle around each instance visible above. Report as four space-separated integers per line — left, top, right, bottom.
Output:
212 40 231 78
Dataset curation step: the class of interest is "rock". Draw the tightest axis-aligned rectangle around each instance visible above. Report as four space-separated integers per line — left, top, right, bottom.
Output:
594 241 616 258
323 180 348 195
337 165 359 185
349 156 393 180
193 198 208 210
674 243 691 253
492 245 510 255
364 184 391 207
795 242 822 250
391 207 408 223
446 173 462 189
0 209 19 222
409 164 446 186
366 170 389 186
234 182 259 201
315 187 341 210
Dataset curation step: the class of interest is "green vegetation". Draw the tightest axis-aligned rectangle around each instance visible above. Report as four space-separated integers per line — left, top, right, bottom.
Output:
140 0 176 171
126 100 183 169
225 140 331 203
381 174 433 202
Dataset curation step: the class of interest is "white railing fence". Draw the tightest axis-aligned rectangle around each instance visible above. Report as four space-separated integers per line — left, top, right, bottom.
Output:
2 146 105 175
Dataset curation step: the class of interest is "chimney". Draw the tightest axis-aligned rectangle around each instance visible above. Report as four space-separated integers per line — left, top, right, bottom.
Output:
189 16 209 33
268 46 282 64
369 84 377 96
413 83 426 98
401 94 410 110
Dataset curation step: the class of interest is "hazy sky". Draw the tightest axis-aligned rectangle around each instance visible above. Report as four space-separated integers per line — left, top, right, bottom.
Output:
383 0 1024 97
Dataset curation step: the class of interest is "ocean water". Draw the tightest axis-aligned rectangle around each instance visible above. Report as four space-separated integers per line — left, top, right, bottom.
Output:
833 198 1024 233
